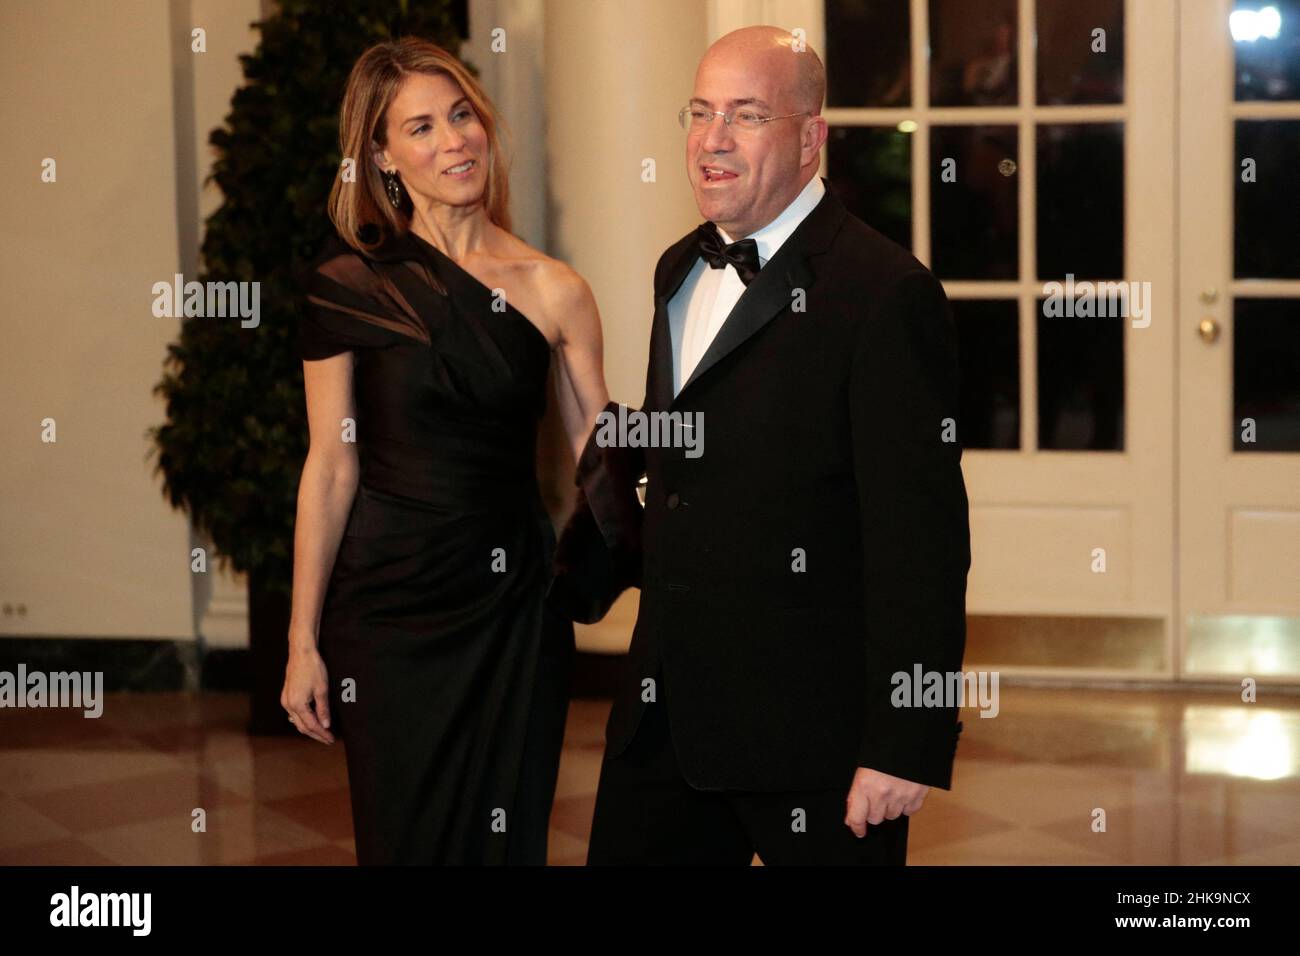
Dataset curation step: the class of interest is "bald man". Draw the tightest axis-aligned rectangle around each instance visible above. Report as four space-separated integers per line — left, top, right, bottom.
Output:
585 27 971 865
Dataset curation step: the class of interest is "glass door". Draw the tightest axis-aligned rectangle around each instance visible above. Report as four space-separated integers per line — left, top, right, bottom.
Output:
1179 0 1300 681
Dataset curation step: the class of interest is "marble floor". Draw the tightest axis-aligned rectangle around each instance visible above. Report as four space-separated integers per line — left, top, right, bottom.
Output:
1 685 1297 865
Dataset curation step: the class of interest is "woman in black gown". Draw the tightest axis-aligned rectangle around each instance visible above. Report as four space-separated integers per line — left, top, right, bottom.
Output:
281 38 611 864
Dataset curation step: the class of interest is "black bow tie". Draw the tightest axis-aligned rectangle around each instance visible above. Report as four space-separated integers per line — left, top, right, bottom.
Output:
697 222 761 286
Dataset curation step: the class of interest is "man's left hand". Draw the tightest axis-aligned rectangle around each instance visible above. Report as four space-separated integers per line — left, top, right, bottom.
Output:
844 767 929 837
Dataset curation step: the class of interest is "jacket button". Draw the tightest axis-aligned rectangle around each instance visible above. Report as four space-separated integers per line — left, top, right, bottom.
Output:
666 492 680 509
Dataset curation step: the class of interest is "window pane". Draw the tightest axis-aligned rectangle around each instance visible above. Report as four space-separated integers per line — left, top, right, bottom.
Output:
1036 302 1124 450
1235 120 1300 279
951 299 1021 449
1037 122 1124 281
930 125 1018 280
825 0 912 107
1233 0 1300 101
1234 298 1300 452
827 126 912 251
930 0 1018 106
1036 0 1124 105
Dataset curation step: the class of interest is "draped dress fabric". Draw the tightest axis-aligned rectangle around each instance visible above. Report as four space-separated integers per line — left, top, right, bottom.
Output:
295 229 575 865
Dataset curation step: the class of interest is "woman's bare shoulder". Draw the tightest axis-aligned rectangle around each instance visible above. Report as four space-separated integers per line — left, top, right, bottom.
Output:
494 231 593 316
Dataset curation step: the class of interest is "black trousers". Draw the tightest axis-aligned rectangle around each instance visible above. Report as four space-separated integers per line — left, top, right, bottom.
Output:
587 675 909 866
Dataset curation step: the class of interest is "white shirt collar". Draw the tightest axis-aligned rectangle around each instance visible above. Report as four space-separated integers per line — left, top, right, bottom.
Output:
716 175 826 264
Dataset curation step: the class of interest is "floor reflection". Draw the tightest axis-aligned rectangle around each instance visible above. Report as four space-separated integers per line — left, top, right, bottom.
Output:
0 684 1297 864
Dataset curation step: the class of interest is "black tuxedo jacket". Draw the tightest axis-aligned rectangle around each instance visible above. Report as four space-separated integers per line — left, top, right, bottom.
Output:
557 179 971 792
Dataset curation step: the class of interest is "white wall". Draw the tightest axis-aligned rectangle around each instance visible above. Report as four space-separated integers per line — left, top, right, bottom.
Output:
0 0 199 640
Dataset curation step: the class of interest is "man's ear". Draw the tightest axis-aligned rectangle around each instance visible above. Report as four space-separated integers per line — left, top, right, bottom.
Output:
802 116 829 163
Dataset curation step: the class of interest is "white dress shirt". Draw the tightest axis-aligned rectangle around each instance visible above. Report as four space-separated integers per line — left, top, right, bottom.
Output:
669 175 826 395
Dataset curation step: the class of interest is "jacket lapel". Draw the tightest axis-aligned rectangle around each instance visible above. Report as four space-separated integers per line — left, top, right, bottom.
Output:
651 180 848 409
646 231 702 413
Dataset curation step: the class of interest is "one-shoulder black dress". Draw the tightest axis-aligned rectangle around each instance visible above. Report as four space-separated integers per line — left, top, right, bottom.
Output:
295 228 575 865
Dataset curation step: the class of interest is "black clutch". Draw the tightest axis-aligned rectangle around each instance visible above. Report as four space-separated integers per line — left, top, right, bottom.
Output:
545 402 645 624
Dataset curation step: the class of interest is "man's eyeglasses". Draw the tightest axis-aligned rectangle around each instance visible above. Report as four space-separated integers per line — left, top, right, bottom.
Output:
678 105 811 133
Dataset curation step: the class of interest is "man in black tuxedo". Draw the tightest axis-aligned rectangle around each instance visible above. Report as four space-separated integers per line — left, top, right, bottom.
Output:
584 25 971 865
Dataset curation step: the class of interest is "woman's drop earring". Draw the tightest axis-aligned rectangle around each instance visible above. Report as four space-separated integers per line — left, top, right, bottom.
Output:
382 169 403 209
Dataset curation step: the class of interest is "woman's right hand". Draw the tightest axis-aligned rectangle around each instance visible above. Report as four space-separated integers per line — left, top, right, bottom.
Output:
281 642 336 745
